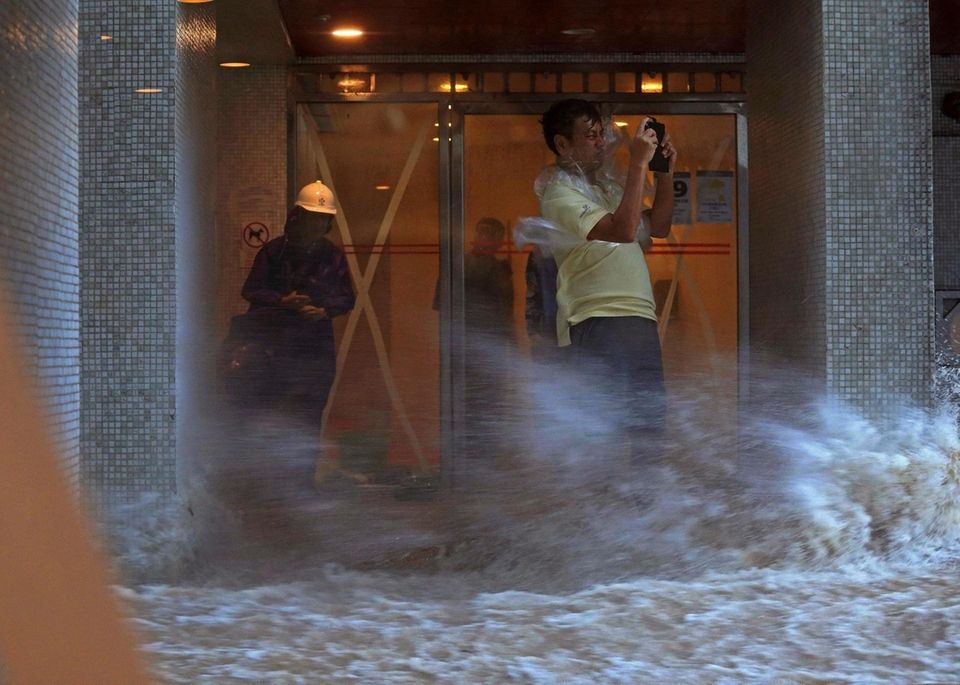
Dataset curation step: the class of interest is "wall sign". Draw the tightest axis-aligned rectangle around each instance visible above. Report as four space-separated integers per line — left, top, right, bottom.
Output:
696 170 735 223
243 222 270 248
671 172 692 225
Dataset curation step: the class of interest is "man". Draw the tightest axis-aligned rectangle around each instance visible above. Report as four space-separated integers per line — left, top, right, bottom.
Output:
433 216 514 338
464 216 514 340
433 217 515 457
536 99 677 436
238 180 355 427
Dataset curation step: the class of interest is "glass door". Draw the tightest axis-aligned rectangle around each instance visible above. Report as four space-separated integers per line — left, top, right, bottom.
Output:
292 99 744 481
295 103 441 482
460 108 742 421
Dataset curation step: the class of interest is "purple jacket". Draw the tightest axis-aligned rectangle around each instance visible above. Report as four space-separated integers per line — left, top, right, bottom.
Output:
242 235 355 319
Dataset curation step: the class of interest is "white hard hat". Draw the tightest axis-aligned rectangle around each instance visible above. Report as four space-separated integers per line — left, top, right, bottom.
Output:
295 180 337 214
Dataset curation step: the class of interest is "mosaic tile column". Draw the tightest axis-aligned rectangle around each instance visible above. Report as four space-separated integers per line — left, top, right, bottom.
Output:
79 0 176 494
822 0 934 412
749 0 935 415
0 0 81 482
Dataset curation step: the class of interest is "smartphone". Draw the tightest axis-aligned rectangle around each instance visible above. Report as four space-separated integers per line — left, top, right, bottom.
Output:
643 117 670 173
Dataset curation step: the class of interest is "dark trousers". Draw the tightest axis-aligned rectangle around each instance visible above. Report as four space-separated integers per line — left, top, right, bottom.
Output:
569 316 666 436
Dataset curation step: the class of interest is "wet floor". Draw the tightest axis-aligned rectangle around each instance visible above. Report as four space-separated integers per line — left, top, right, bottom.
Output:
124 562 960 683
108 374 960 683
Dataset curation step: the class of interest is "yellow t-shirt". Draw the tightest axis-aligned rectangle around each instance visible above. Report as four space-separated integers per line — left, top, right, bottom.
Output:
539 171 657 346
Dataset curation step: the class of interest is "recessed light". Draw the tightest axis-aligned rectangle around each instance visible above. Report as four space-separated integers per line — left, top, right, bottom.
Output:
219 62 251 68
375 184 391 191
641 73 664 93
332 28 363 38
135 88 162 93
99 34 113 41
439 83 470 93
561 27 596 37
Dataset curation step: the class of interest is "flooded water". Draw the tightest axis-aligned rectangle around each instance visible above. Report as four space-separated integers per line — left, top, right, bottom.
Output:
106 363 960 683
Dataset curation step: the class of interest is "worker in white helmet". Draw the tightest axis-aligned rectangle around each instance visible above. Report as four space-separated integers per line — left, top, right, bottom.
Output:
235 180 355 432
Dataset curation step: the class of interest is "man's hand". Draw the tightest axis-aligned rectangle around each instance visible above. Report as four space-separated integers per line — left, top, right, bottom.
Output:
630 118 659 168
299 305 328 321
280 290 311 309
658 133 678 176
648 132 678 239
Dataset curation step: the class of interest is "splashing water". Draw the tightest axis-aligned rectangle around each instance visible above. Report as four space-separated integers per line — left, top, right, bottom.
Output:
103 358 960 683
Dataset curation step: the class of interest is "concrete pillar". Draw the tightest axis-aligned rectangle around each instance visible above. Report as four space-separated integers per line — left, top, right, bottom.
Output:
0 0 81 482
748 0 935 415
79 0 177 496
79 0 217 497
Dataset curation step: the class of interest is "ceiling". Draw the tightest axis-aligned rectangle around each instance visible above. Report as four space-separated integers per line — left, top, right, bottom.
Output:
276 0 746 56
219 0 960 64
931 0 960 55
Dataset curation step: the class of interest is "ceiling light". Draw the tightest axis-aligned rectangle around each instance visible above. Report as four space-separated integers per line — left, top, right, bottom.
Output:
614 121 629 128
375 184 391 191
641 73 664 93
135 88 162 93
336 74 372 93
332 28 364 38
219 61 250 68
439 83 469 93
561 27 596 37
99 34 113 41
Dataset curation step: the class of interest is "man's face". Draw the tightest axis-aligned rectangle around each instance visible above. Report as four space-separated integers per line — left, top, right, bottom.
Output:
292 210 333 245
556 116 605 170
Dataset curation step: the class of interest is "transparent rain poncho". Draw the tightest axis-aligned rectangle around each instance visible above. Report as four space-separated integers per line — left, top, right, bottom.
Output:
513 117 651 256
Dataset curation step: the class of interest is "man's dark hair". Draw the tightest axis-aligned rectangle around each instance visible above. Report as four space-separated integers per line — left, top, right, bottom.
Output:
541 99 603 155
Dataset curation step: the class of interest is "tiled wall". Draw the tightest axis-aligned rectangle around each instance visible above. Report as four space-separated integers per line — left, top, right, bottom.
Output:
822 0 934 412
933 56 960 291
0 0 81 482
79 0 177 494
217 66 288 333
175 2 217 485
746 0 827 381
748 0 935 414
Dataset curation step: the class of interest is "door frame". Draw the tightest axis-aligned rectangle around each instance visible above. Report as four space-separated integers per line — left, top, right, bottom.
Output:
290 88 748 489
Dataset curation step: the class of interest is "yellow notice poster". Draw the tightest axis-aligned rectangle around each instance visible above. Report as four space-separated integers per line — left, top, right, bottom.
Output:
696 170 735 223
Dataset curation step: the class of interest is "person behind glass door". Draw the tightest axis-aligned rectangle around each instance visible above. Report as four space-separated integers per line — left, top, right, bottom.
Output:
463 217 514 458
432 217 514 337
432 217 515 458
464 217 514 339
